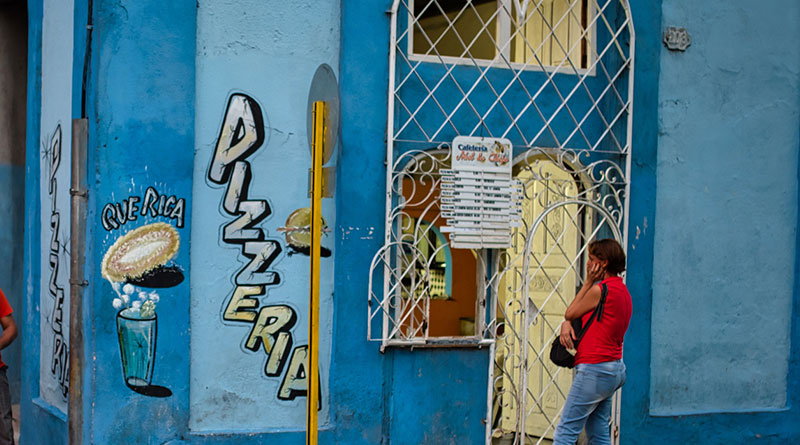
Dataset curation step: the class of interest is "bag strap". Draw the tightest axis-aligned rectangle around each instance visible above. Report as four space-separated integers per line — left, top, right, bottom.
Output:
575 283 608 341
596 282 607 322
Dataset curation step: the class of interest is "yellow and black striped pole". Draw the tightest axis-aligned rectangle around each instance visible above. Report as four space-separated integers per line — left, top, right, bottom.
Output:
307 100 325 445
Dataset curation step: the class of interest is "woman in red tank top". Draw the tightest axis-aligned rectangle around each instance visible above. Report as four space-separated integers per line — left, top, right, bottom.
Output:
553 239 632 445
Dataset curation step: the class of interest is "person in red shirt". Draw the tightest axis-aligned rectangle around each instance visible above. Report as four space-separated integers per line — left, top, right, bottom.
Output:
0 288 17 445
554 239 632 445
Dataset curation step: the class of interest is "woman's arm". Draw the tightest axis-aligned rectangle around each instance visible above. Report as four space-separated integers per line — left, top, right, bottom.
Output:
0 315 17 350
564 261 605 321
564 283 602 321
559 283 602 348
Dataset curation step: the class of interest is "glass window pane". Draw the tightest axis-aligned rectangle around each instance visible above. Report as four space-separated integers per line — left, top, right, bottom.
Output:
411 0 589 69
412 0 499 60
510 0 588 68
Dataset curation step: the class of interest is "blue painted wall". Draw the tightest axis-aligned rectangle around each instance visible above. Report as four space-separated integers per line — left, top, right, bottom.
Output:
333 3 397 443
623 0 800 442
22 0 70 441
19 0 799 443
617 0 663 443
651 0 799 414
338 2 500 444
189 0 340 432
38 0 75 414
81 1 195 443
652 0 799 414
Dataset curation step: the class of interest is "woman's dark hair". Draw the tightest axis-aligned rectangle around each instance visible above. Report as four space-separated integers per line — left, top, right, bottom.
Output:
589 239 626 275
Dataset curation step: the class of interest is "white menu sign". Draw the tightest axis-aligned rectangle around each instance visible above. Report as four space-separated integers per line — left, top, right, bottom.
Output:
440 136 522 249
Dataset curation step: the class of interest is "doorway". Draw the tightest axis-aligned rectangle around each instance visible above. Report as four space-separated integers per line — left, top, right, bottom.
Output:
0 1 28 440
381 0 635 441
489 151 623 444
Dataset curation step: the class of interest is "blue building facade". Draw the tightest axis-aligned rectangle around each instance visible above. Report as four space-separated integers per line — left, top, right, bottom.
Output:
18 0 800 444
0 0 26 407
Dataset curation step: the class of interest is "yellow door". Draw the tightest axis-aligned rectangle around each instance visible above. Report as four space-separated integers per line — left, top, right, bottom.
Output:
496 160 587 442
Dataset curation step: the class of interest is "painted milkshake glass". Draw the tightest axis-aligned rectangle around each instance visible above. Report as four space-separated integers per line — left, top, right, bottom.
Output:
116 308 157 388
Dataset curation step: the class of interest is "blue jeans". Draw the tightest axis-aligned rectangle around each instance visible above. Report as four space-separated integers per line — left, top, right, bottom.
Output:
553 359 626 445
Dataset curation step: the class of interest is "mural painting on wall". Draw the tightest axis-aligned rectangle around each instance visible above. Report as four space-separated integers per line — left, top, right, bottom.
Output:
44 124 69 399
278 208 331 258
207 93 329 401
38 0 76 412
101 189 186 398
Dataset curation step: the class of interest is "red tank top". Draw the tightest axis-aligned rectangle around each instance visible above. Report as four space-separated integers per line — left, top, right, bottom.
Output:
574 276 632 365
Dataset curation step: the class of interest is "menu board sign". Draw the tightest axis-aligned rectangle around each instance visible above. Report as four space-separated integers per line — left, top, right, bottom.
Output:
440 136 522 249
451 135 512 172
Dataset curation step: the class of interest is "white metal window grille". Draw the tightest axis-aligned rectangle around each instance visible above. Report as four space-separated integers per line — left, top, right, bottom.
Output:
371 0 633 443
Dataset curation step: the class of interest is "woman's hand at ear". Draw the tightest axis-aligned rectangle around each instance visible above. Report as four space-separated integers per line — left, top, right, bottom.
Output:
587 261 605 284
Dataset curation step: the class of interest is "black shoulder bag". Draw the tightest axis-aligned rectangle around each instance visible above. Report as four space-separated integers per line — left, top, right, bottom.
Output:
549 283 608 369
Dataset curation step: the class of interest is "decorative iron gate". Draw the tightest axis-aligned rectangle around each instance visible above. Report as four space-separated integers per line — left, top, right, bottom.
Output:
370 1 634 443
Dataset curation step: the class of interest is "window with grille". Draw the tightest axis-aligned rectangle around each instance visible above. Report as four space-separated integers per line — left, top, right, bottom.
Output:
377 0 633 440
410 0 592 70
368 149 485 343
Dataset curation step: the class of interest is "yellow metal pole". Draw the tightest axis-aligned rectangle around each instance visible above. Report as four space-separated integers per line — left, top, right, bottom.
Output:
307 101 325 445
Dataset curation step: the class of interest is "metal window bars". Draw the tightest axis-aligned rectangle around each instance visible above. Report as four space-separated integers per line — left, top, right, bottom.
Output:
371 0 633 443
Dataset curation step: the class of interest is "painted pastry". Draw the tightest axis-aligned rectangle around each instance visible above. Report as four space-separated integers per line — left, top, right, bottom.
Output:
277 207 332 257
102 222 180 282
